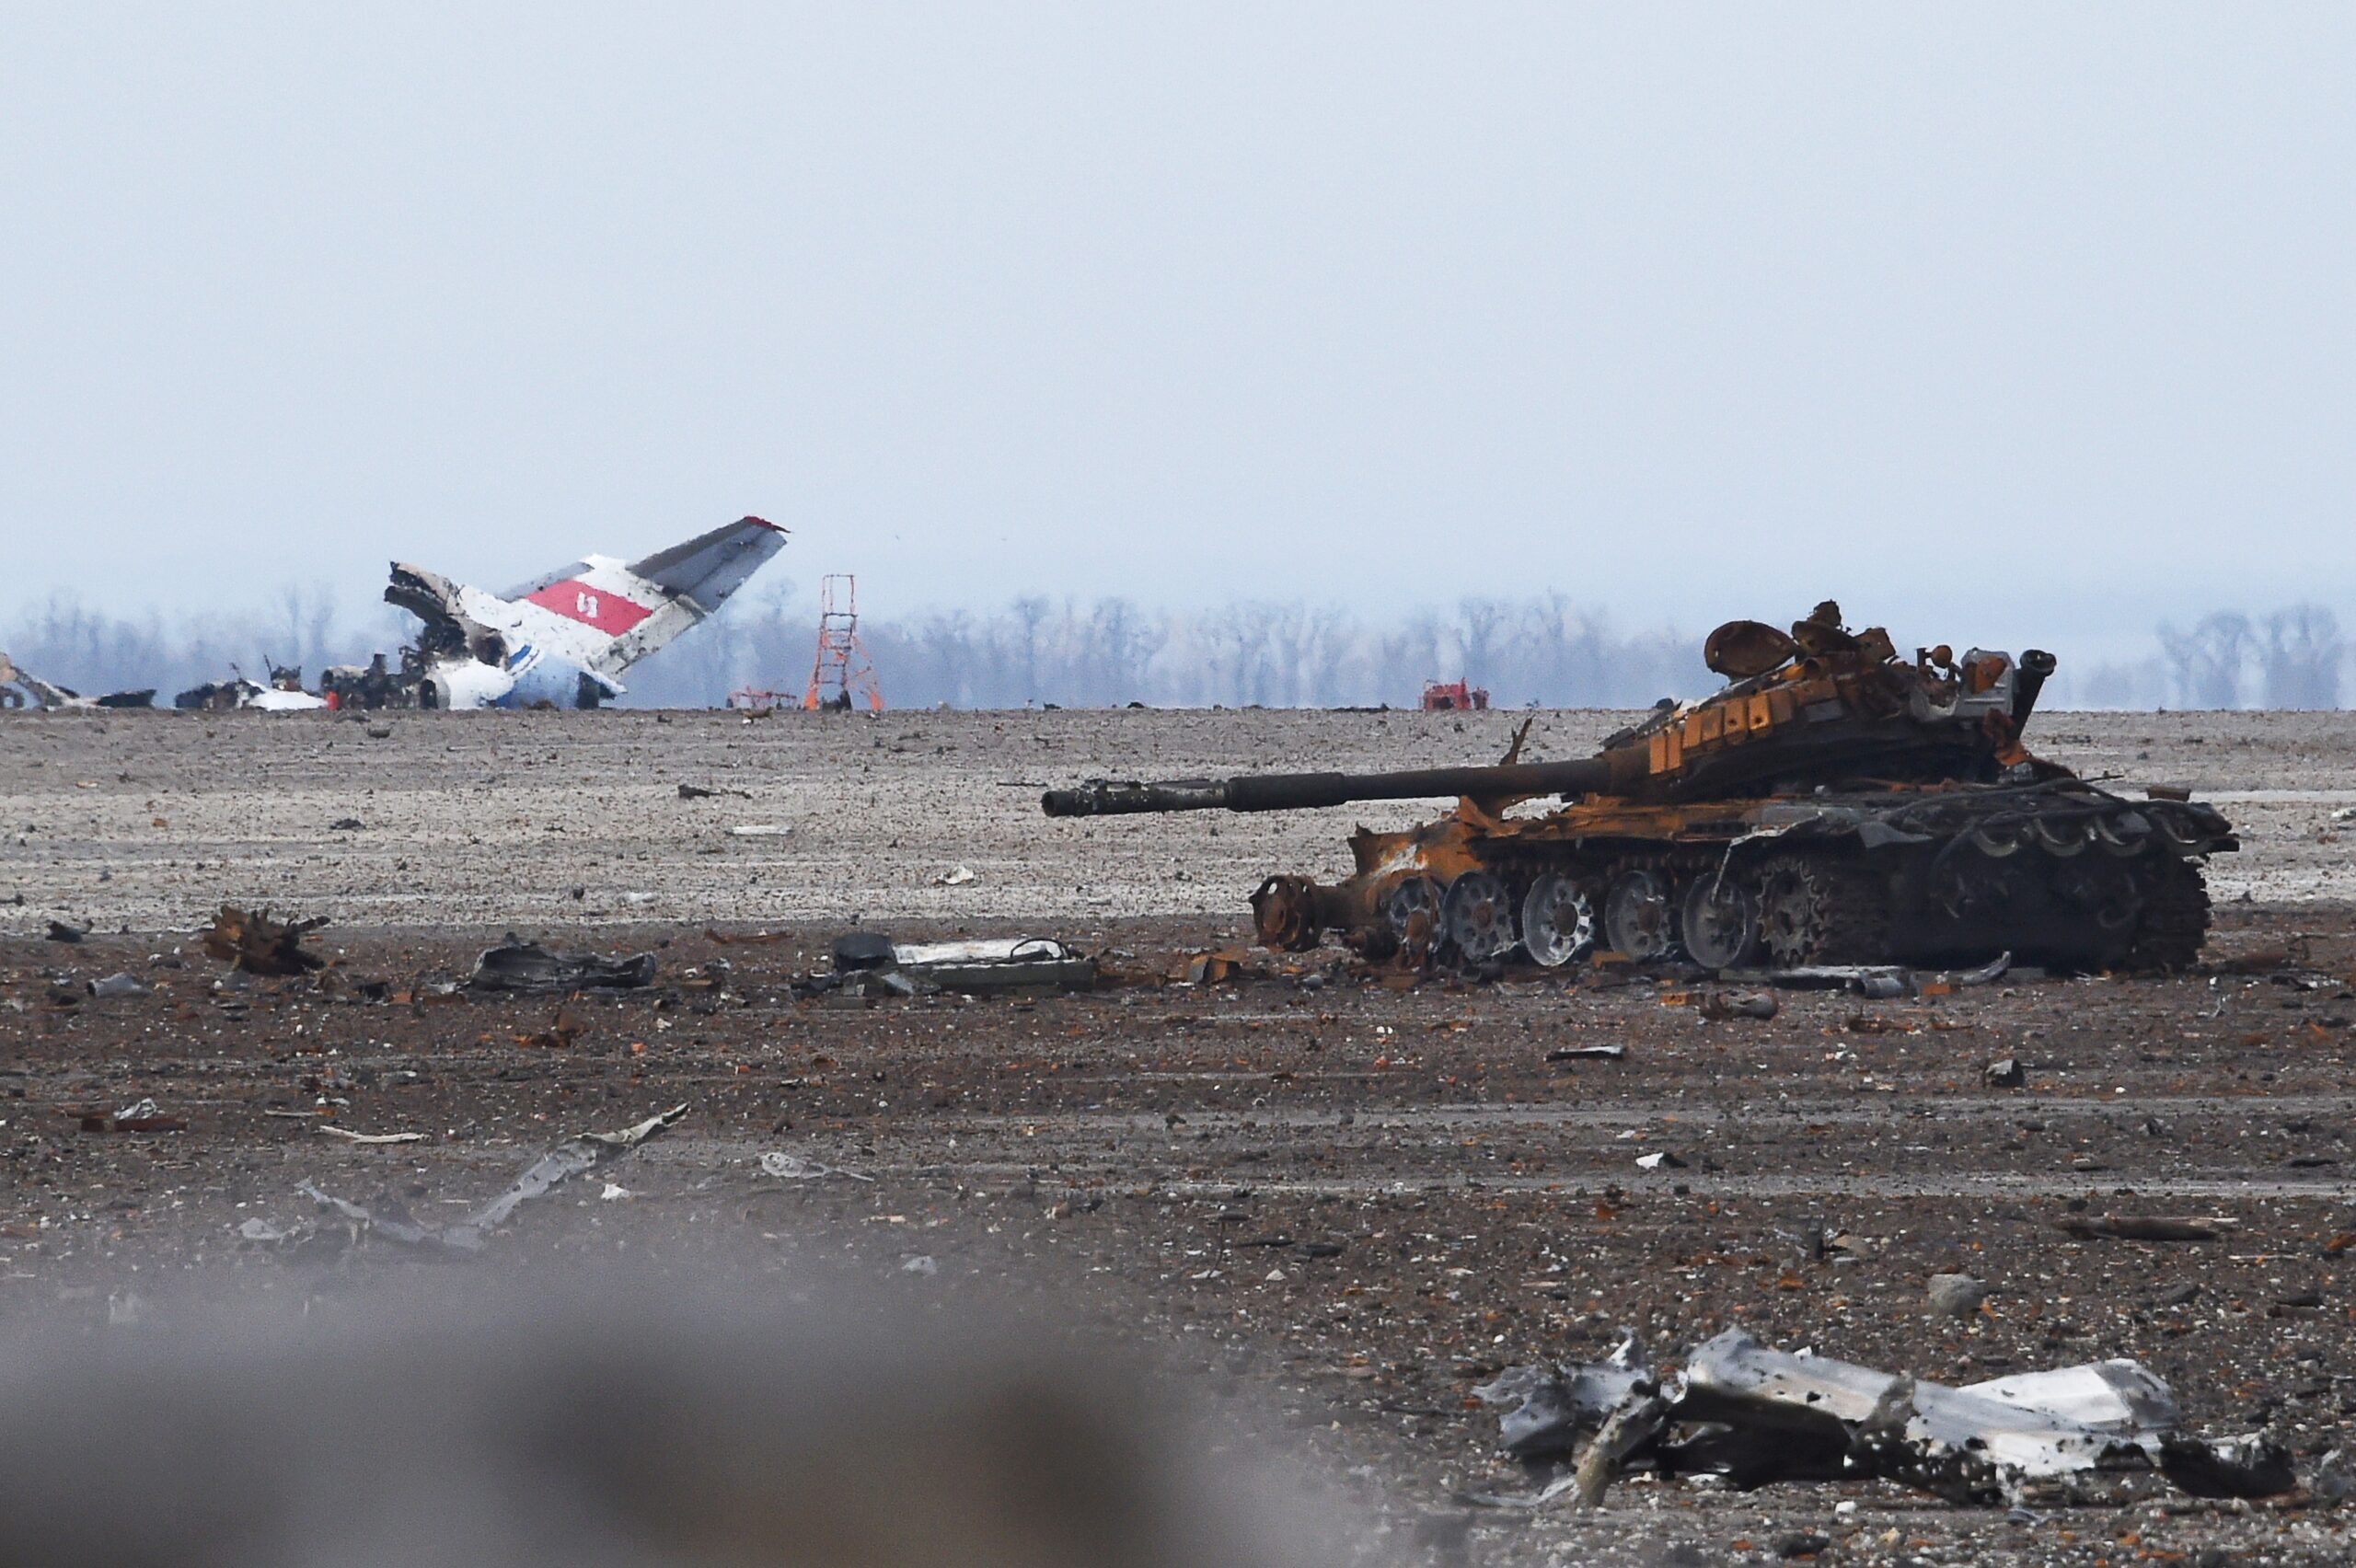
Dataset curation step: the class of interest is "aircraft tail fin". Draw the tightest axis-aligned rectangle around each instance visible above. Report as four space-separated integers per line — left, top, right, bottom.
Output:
628 516 789 613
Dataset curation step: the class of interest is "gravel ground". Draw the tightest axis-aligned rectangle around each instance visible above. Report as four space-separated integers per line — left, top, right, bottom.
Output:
2 706 2352 936
3 707 2356 1564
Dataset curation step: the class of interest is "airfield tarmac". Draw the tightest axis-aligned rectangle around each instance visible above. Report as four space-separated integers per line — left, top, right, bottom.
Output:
4 707 2356 1565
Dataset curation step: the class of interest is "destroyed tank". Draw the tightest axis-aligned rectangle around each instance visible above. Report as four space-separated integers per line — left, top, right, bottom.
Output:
1043 605 2237 973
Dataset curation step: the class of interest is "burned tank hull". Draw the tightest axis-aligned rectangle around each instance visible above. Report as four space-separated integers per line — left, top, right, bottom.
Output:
1048 605 2238 974
1248 779 2234 973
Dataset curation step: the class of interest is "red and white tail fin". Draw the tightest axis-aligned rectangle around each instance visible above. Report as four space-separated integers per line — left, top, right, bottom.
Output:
483 517 788 676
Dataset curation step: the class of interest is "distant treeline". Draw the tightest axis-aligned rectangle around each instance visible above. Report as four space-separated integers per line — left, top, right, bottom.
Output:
1 588 403 707
3 589 2346 711
664 594 1705 711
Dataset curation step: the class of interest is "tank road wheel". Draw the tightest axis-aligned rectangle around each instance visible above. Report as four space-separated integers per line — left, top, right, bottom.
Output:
1679 871 1762 970
1385 876 1444 960
2051 859 2144 936
2032 816 2092 857
1602 869 1680 963
1442 871 1519 963
1520 875 1596 968
1250 875 1322 953
1758 854 1886 966
2096 811 2154 858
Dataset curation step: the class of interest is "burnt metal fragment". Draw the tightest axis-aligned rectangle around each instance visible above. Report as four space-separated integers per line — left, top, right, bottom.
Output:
202 905 328 976
468 940 656 995
1478 1327 2290 1511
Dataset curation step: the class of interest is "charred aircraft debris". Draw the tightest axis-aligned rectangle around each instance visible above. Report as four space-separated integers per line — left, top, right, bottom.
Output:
5 515 787 715
1471 1328 2295 1511
1047 604 2239 974
0 651 154 710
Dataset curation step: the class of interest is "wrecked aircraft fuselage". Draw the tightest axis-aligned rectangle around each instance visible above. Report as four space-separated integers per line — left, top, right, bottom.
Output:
1045 605 2237 973
387 516 787 710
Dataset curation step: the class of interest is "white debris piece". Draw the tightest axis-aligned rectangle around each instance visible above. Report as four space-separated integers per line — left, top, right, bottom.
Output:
758 1151 874 1183
317 1125 427 1145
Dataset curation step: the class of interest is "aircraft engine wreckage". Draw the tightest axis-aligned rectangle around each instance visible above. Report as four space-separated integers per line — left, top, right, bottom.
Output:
1045 605 2237 972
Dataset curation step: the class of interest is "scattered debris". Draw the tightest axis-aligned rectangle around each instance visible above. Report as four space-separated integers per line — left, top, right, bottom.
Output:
317 1125 427 1145
0 651 154 710
202 905 328 976
677 782 751 800
1985 1055 2027 1088
1926 1273 1990 1317
1634 1150 1686 1170
1569 1387 1671 1505
468 940 656 995
893 937 1092 987
44 920 87 944
932 864 977 886
1942 952 2014 987
516 1005 591 1048
832 931 897 971
1182 949 1253 986
87 973 147 998
900 1254 939 1275
1546 1044 1628 1062
2055 1214 2235 1243
705 928 796 946
1472 1335 1649 1459
1478 1327 2292 1510
758 1151 875 1183
1749 964 1916 998
803 933 1097 998
1697 990 1778 1020
236 1217 287 1244
301 1103 687 1254
726 823 794 837
82 1098 187 1134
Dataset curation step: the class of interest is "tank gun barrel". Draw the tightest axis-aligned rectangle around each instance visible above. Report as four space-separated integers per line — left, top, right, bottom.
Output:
1043 756 1623 817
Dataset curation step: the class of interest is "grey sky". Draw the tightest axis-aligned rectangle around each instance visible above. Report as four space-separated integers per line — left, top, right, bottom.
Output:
4 4 2350 663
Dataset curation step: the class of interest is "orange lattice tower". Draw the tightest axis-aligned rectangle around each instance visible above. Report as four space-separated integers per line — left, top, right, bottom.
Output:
802 575 884 711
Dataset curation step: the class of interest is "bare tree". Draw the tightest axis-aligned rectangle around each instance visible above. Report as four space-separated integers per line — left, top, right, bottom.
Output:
1455 597 1508 690
2259 605 2344 710
1009 594 1050 704
2157 613 2254 709
1082 597 1161 705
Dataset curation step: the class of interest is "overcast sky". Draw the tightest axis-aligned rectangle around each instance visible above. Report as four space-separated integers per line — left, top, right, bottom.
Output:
4 5 2350 663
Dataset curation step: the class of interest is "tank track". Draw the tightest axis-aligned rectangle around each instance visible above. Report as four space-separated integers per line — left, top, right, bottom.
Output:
1376 833 2213 974
2123 852 2212 973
